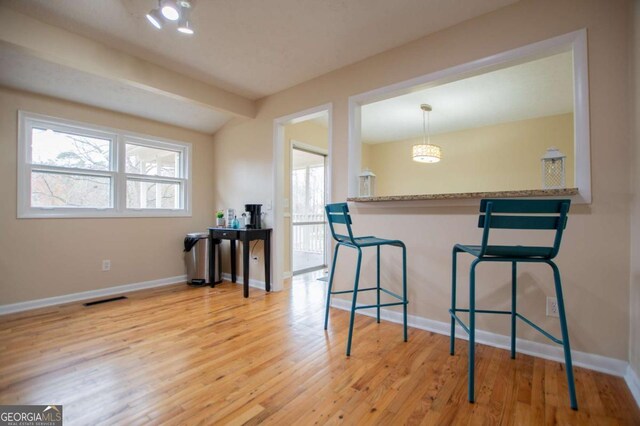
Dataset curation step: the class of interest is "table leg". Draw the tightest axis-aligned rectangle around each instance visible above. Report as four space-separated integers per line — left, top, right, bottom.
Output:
265 232 271 292
230 240 237 283
209 234 215 288
243 238 250 298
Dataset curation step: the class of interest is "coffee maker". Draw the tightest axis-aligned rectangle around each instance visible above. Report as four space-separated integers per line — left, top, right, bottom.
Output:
244 204 262 229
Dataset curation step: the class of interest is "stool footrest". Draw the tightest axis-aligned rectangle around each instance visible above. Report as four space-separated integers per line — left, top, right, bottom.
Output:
449 309 470 334
355 301 407 310
453 308 511 315
516 313 562 344
330 287 404 301
330 287 377 295
449 309 562 345
379 287 403 300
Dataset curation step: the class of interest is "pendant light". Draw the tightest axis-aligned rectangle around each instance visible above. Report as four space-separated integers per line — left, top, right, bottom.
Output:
412 104 441 163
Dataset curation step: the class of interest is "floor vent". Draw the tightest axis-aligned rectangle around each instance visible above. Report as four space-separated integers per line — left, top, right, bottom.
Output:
83 296 127 306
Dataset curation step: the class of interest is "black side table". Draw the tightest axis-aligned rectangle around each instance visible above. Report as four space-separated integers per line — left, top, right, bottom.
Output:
208 227 272 298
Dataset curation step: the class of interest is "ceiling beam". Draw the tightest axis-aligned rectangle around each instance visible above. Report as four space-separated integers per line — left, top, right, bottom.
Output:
0 6 256 119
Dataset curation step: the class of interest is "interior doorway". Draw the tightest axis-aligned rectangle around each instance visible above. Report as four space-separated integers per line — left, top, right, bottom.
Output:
272 103 331 291
291 146 327 275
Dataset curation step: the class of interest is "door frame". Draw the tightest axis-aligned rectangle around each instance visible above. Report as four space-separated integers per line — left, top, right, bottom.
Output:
290 141 329 276
272 103 332 290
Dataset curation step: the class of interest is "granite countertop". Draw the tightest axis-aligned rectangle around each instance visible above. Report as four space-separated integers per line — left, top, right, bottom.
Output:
347 188 579 202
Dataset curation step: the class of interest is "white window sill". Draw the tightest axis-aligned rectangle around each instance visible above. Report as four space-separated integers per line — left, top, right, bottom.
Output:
18 209 193 219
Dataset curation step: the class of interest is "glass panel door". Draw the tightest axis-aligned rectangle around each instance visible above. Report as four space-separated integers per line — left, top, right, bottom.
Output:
292 148 326 274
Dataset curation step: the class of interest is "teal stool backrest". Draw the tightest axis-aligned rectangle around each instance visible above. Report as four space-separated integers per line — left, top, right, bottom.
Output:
325 203 356 245
477 199 571 258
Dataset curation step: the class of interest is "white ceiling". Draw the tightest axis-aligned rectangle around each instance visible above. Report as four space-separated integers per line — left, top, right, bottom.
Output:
2 0 518 100
360 51 574 143
0 43 232 134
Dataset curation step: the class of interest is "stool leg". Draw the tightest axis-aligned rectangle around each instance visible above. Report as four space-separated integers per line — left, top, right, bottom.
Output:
549 261 578 410
324 243 341 330
376 245 381 324
346 247 363 356
468 259 480 404
402 243 408 342
511 261 517 359
450 248 458 355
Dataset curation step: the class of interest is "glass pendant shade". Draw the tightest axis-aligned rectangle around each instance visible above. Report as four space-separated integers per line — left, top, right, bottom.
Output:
412 103 442 163
412 144 442 163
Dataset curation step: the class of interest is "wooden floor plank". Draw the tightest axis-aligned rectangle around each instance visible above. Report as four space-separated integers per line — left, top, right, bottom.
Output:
0 274 638 425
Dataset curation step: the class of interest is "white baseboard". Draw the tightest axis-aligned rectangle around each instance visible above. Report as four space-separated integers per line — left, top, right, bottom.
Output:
329 298 631 380
221 273 266 290
0 275 187 316
625 365 640 407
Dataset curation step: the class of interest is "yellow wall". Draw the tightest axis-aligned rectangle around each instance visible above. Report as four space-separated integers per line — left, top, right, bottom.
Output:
366 113 574 196
361 142 373 171
212 0 634 361
0 87 216 304
283 120 328 274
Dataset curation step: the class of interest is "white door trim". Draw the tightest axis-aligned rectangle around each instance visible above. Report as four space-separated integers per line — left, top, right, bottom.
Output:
272 103 333 291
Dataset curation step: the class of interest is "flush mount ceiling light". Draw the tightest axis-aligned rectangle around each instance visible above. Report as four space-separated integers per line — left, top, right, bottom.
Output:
412 104 442 163
147 0 195 34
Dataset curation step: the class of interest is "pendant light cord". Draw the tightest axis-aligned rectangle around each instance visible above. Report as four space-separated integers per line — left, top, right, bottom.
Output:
422 109 427 145
422 108 431 144
427 109 431 144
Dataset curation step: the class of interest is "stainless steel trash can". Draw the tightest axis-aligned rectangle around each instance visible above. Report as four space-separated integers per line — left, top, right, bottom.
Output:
184 233 221 285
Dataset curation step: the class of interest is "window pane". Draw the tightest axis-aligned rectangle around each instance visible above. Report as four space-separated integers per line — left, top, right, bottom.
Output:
32 127 111 171
31 171 111 208
126 144 180 177
126 180 180 209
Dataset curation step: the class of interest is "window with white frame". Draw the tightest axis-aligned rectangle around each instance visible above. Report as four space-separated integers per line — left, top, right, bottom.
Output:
18 112 191 218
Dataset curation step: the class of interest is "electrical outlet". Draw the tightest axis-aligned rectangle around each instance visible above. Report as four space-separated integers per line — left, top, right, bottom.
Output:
546 296 559 317
102 259 111 271
251 256 259 264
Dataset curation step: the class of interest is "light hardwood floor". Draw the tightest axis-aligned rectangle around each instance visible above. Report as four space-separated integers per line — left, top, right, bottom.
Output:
0 275 638 425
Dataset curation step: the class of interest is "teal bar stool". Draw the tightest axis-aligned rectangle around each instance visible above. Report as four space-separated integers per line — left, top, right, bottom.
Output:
324 202 408 356
450 199 577 410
